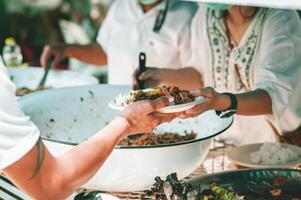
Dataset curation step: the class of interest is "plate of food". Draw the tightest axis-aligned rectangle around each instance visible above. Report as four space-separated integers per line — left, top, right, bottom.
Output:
226 143 301 168
149 169 301 200
109 86 205 113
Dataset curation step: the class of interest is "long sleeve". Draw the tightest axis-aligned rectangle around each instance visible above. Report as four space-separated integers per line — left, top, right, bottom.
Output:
254 9 301 133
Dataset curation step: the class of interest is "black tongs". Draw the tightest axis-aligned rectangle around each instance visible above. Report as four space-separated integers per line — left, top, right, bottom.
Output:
137 52 147 89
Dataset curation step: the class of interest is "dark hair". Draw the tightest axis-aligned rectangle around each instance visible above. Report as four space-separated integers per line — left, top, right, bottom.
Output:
29 137 45 180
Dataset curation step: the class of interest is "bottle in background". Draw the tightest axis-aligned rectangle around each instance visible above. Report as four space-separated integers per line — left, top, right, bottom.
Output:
2 37 23 67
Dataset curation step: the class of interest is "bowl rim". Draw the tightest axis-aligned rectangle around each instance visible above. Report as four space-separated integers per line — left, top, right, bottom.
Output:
41 116 233 149
188 168 301 186
20 85 233 149
9 66 99 87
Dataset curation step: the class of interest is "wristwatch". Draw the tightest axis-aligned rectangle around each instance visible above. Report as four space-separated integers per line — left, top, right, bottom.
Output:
215 93 237 118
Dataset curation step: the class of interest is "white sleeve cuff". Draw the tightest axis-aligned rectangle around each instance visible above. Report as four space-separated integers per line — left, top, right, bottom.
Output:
0 130 40 170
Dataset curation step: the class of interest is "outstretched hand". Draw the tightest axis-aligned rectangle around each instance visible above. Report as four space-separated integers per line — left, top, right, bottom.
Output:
119 96 182 135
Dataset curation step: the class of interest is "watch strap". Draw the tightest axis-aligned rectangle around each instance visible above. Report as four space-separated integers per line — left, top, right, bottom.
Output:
215 93 237 118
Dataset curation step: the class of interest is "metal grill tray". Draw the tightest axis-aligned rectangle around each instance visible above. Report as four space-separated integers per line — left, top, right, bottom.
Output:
189 168 301 200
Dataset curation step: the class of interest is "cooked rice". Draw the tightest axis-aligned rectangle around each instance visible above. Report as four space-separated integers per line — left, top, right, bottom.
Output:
115 93 129 107
250 143 299 165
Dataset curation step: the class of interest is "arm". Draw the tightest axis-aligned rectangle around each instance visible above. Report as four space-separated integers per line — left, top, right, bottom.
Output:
181 87 272 118
65 43 107 65
235 89 272 115
40 42 107 68
3 97 178 200
4 117 129 200
134 67 203 90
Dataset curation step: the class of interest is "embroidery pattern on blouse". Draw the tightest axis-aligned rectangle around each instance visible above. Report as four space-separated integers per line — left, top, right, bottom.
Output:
206 8 268 92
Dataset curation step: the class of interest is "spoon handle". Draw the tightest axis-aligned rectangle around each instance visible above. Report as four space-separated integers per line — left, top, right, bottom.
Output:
38 60 53 89
138 52 146 89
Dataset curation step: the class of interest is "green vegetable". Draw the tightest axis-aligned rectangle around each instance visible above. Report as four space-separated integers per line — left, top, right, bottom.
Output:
200 183 244 200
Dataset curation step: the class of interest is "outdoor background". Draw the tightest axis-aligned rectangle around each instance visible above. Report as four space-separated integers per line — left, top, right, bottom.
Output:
0 0 112 68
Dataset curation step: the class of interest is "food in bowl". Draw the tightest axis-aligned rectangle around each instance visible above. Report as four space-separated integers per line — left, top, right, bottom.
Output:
250 143 300 165
115 86 195 107
118 132 197 147
16 87 51 96
16 87 35 96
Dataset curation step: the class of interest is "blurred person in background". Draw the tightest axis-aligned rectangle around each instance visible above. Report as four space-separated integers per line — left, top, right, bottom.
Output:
0 0 106 68
137 3 301 145
40 0 198 85
0 58 180 199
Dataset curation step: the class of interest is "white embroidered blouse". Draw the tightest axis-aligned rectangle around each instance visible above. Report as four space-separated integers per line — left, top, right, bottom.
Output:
188 4 301 144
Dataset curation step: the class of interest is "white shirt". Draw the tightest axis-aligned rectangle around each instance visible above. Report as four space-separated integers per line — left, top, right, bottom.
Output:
97 0 198 84
0 63 40 169
188 4 301 145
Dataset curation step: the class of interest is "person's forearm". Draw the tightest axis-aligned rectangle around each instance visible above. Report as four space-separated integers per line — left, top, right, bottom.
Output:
163 67 203 90
55 117 129 194
4 117 130 200
66 43 107 66
235 89 273 115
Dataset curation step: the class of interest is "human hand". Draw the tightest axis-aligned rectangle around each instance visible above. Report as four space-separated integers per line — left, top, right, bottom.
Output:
40 44 68 68
119 96 182 135
132 67 170 89
180 87 231 118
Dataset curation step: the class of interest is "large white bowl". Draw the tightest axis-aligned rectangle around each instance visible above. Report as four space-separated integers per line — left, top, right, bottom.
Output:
8 67 98 90
19 85 233 192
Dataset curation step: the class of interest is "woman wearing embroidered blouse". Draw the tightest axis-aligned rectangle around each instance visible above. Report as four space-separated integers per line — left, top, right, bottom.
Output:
137 3 301 145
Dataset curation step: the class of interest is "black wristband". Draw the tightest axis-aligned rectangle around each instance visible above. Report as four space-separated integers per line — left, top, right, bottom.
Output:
215 93 237 118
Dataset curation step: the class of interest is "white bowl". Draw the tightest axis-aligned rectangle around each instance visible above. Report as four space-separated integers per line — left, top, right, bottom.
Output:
227 143 301 168
19 85 233 192
8 66 98 90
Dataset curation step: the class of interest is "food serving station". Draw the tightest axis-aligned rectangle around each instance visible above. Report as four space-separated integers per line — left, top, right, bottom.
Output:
1 0 301 199
0 84 300 200
19 85 233 192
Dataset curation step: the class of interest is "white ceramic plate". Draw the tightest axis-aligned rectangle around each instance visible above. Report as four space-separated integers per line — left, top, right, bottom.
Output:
227 143 301 168
109 94 205 113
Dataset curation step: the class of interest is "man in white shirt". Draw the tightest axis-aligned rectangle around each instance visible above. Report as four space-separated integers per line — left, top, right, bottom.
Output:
40 0 197 85
0 61 179 199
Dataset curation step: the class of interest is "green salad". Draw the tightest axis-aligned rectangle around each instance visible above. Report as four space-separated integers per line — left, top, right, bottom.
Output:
199 183 244 200
149 173 244 200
